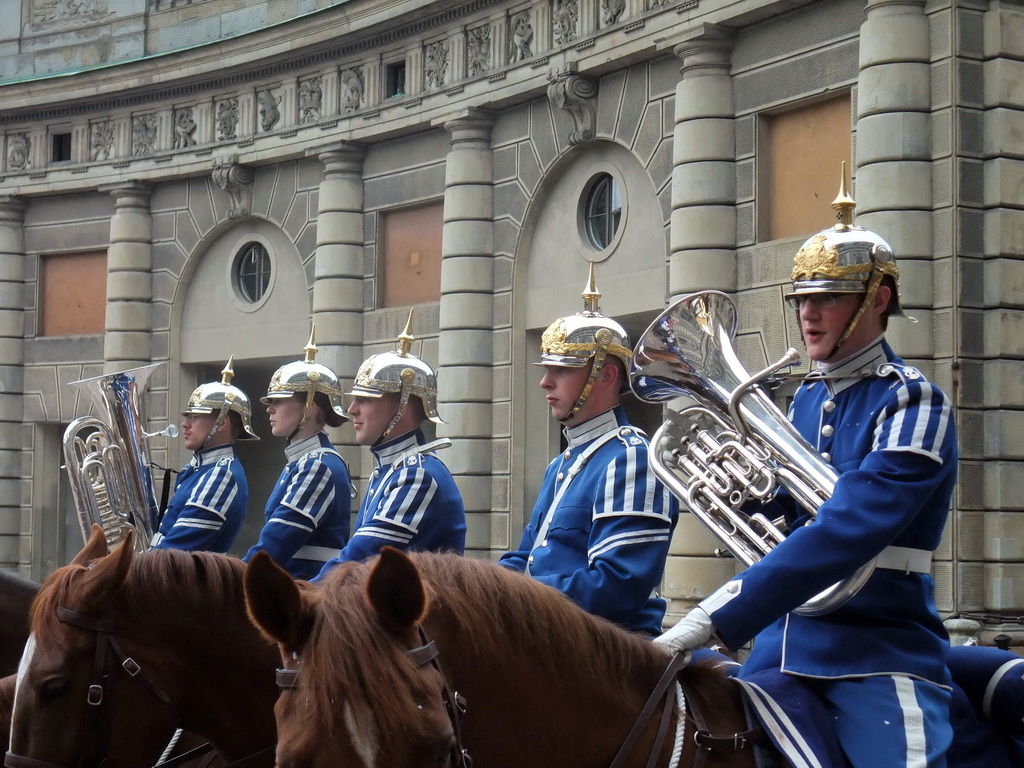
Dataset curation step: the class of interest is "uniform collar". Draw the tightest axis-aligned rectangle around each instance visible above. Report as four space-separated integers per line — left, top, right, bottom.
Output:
372 429 424 467
191 444 235 467
285 432 327 462
809 336 890 396
562 406 625 450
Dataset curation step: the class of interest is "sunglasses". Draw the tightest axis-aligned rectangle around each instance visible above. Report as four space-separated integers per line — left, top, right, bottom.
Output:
785 293 844 310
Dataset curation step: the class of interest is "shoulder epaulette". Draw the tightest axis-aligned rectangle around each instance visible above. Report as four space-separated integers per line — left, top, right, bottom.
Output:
876 362 923 384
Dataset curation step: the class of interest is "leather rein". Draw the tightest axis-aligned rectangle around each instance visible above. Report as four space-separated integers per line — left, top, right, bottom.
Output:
275 627 473 768
610 651 764 768
4 606 275 768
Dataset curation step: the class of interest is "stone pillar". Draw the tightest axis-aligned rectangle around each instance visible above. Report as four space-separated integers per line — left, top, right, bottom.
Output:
855 0 933 358
435 108 495 554
308 142 367 457
661 24 738 625
977 2 1024 643
0 197 25 570
668 23 737 298
103 183 153 371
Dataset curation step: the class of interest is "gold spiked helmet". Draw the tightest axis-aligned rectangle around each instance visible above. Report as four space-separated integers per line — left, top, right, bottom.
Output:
263 327 348 428
346 309 443 440
536 261 631 421
182 357 260 441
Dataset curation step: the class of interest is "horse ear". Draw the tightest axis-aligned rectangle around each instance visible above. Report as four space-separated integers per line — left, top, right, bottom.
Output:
75 531 134 612
70 524 110 566
365 547 428 637
244 551 314 653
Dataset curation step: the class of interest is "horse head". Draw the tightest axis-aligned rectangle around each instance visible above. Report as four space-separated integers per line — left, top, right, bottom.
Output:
245 547 460 768
8 525 278 768
7 525 179 768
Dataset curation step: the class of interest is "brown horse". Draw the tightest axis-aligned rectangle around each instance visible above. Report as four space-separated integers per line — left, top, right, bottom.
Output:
7 527 279 768
245 547 757 768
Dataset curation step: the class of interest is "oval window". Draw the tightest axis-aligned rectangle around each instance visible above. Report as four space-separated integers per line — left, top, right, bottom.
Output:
234 242 272 304
584 174 622 250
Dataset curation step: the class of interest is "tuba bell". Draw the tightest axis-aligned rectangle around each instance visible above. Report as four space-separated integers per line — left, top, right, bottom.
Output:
630 290 874 616
62 364 177 553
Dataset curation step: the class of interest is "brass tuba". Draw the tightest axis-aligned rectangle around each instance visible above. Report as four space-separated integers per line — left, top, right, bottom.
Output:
630 290 874 616
62 364 177 553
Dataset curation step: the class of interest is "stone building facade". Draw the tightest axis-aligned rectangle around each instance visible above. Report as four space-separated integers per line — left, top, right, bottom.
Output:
1 0 1022 644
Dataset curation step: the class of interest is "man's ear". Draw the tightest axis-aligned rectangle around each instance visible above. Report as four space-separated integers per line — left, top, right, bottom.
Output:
874 284 893 315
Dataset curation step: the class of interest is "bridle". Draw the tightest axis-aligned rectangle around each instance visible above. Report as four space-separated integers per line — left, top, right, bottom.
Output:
275 627 473 768
4 606 274 768
5 606 175 768
610 651 764 768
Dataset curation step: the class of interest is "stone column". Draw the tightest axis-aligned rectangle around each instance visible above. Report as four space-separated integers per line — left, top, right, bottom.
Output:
668 23 737 298
435 108 495 553
308 142 367 458
0 197 25 570
662 24 738 625
103 183 153 370
855 0 933 359
976 2 1024 643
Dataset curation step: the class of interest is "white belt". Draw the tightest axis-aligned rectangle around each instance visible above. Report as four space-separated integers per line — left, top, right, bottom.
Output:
875 545 932 574
295 545 341 562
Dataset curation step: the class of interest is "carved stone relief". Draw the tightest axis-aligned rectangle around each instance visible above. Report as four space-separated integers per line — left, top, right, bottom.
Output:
552 0 578 44
90 120 115 162
174 107 197 149
425 41 449 89
31 0 100 24
509 12 534 63
547 66 597 145
601 0 625 24
6 134 30 172
217 98 239 141
132 114 157 156
211 155 255 218
258 89 281 132
299 77 323 123
340 69 364 112
468 26 490 77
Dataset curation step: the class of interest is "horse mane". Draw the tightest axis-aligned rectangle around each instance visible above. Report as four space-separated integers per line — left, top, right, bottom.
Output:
31 549 246 636
306 553 675 733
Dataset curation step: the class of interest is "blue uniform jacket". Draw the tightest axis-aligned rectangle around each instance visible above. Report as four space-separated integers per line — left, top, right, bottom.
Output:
243 432 352 580
314 429 465 580
151 444 248 553
500 407 679 635
704 339 957 684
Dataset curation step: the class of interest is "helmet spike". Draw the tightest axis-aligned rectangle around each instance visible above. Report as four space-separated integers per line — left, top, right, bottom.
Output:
581 260 601 314
303 326 318 363
832 161 855 229
220 356 235 386
397 309 415 357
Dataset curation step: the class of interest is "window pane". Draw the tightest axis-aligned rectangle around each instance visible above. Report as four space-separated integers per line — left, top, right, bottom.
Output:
584 174 622 250
236 242 271 303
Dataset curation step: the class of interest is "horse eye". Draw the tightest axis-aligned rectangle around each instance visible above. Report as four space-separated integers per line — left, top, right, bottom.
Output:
41 678 69 701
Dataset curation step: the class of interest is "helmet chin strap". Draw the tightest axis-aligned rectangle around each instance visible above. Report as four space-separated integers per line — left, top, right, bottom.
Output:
560 353 606 423
826 270 885 361
288 390 317 442
376 391 410 445
202 404 231 448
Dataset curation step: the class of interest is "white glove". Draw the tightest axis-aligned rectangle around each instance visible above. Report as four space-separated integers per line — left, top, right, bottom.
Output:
654 606 715 653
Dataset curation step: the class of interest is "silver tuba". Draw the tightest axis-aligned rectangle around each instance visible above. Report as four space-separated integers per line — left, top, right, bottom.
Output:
630 290 874 616
62 364 177 553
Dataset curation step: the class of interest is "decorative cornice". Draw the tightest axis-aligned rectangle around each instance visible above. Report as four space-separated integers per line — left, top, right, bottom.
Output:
0 0 510 126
